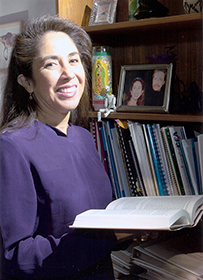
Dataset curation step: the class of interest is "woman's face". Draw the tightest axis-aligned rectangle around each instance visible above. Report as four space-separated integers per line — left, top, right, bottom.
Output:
27 31 85 118
131 80 143 100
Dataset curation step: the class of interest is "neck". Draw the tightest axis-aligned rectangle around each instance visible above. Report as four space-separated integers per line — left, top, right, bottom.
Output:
37 111 71 135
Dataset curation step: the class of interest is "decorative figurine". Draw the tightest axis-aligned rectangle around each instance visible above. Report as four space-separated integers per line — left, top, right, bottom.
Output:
98 93 116 121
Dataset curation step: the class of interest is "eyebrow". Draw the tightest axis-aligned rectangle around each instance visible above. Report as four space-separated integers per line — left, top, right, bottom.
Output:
41 52 80 63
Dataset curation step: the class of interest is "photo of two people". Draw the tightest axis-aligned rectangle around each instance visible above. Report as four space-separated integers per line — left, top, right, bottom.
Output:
118 64 173 113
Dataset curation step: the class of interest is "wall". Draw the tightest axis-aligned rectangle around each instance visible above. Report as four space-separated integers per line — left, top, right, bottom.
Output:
0 0 57 110
0 0 56 22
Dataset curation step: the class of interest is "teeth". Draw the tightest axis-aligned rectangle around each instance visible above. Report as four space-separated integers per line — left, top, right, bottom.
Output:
59 86 76 93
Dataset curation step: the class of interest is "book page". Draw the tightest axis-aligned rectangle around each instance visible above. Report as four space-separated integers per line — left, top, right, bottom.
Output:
107 196 199 214
71 208 191 230
71 196 203 230
108 196 203 228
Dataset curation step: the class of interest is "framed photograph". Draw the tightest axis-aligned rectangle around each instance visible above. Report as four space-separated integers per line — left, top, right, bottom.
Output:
88 0 118 26
0 21 22 70
117 64 173 113
0 21 22 107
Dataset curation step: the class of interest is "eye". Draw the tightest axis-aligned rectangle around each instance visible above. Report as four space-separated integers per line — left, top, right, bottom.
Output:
69 54 81 65
69 59 79 65
44 61 58 68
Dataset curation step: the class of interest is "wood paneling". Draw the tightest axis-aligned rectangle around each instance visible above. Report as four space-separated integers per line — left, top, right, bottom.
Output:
57 0 93 26
84 14 202 92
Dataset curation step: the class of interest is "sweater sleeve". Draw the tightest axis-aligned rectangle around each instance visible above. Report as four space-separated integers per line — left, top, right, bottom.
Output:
0 137 116 279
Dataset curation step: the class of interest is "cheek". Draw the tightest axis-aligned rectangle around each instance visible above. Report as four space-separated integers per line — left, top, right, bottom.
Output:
79 69 85 86
75 63 85 82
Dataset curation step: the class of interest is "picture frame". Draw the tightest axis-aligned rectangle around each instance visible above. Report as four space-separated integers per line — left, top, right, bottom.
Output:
0 21 22 69
0 21 23 108
117 64 173 113
88 0 118 26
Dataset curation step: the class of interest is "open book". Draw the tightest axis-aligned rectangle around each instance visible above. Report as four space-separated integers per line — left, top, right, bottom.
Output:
70 195 203 231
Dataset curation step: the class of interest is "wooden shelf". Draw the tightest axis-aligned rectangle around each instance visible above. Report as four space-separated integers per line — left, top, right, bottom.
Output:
89 111 203 123
84 13 202 35
86 12 202 126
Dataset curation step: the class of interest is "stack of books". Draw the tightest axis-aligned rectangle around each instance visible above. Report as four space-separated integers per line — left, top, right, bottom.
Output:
90 119 203 198
111 224 203 280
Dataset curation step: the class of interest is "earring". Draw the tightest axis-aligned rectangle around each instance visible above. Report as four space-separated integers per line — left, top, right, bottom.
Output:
29 92 33 100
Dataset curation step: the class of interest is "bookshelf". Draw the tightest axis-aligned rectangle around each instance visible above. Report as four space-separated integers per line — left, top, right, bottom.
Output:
57 0 203 197
57 2 203 279
84 12 202 133
83 12 202 97
57 1 202 124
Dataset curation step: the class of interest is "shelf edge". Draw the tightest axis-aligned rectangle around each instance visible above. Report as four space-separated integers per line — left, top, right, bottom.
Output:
83 13 202 33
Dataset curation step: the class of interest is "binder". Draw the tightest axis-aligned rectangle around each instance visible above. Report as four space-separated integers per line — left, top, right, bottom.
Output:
180 138 201 195
106 121 131 197
128 121 155 196
128 139 146 196
169 126 192 195
142 124 159 196
102 121 121 198
161 127 184 195
115 121 143 196
146 124 168 196
153 123 176 196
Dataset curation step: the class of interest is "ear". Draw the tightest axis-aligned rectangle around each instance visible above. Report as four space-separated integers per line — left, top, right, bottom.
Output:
17 74 34 94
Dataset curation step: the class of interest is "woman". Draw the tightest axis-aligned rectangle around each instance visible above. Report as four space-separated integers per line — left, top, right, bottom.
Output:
0 15 117 279
124 77 145 106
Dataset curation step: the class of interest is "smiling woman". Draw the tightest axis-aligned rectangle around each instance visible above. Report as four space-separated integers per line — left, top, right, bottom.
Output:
0 15 92 131
17 31 86 134
0 15 118 280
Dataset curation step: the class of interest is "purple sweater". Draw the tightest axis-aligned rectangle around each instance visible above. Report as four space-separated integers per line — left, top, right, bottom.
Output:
0 121 115 279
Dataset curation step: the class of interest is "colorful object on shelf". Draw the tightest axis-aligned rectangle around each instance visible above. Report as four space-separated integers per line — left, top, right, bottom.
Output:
183 0 202 13
92 46 113 111
129 0 139 21
134 0 169 20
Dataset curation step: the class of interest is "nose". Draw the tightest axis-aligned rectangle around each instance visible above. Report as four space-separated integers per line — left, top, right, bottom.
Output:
61 63 75 80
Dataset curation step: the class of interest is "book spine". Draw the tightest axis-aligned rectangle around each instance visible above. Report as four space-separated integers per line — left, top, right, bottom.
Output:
146 124 165 196
128 121 155 196
128 139 146 196
98 122 112 177
161 127 184 195
153 124 170 195
191 138 201 194
179 140 195 195
111 122 131 197
180 138 199 195
102 122 121 198
107 121 130 197
95 121 107 172
142 124 158 196
115 123 141 196
169 127 192 195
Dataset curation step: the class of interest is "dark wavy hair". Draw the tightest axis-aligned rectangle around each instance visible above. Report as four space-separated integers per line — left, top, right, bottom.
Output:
0 15 92 132
123 77 145 106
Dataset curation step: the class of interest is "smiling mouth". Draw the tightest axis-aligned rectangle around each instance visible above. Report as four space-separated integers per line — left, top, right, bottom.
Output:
57 86 77 97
